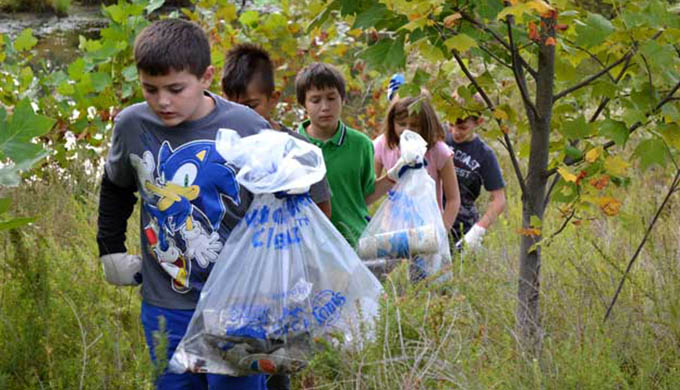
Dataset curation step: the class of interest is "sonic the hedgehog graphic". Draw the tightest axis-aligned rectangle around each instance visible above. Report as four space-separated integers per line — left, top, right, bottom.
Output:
130 140 241 293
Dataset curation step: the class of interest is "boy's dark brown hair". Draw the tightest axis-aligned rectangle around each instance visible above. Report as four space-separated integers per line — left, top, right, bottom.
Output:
221 43 275 98
134 19 210 77
295 63 346 105
384 95 445 149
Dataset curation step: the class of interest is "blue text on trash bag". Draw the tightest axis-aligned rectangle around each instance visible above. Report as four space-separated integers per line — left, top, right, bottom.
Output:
244 195 313 250
222 290 348 342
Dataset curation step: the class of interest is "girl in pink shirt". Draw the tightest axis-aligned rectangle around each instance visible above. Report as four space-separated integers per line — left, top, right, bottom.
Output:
373 95 460 230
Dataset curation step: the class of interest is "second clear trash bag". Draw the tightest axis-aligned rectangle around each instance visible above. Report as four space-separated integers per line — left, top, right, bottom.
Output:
357 130 452 279
169 129 383 376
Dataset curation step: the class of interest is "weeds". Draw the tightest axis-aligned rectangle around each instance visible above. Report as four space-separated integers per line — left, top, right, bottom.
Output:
1 155 679 388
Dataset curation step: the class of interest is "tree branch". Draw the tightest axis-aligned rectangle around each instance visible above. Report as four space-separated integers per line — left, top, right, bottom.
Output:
563 39 617 82
546 79 680 177
451 49 528 194
460 12 538 78
604 168 680 322
553 54 631 101
506 16 540 120
554 31 664 102
478 44 513 70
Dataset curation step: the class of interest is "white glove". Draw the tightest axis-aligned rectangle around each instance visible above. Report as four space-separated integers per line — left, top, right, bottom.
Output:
100 253 142 286
387 154 422 182
455 224 486 251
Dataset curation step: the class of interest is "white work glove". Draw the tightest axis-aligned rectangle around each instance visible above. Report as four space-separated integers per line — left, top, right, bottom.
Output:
387 152 422 182
455 224 486 251
100 252 143 286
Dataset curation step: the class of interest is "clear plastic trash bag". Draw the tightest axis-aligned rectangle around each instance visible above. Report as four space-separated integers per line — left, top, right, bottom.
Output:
169 129 383 376
357 130 452 279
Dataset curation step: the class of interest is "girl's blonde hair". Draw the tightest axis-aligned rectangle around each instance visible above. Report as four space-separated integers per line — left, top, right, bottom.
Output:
384 94 445 150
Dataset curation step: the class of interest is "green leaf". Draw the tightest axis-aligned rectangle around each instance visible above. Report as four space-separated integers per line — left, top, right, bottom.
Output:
560 115 592 139
565 145 583 160
574 13 615 48
0 217 34 231
640 41 674 71
384 34 406 70
145 0 165 14
353 4 390 29
19 66 33 88
0 198 10 214
91 72 112 92
122 65 138 82
0 149 49 187
444 33 478 53
361 39 391 67
598 119 629 146
14 29 38 51
530 215 542 228
497 2 535 20
239 10 259 26
104 4 125 24
68 58 86 81
634 138 667 170
659 123 680 151
0 99 55 162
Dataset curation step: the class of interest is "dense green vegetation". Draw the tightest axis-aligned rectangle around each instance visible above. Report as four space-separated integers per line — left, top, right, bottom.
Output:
1 0 679 388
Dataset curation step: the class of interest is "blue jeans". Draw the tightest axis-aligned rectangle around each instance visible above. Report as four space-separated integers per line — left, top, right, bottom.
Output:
141 301 266 390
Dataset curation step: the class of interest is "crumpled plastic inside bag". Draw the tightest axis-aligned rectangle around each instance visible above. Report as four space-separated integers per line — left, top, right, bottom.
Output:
169 129 383 376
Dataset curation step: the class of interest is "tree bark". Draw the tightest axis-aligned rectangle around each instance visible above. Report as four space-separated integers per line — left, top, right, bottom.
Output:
516 18 555 353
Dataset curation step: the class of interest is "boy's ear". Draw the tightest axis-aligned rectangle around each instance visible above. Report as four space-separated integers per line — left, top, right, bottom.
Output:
200 65 215 88
475 116 485 126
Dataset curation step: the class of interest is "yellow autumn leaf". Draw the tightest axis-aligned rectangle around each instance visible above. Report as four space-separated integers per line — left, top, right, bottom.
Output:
598 196 622 216
604 155 630 176
557 166 578 183
585 147 602 163
527 0 554 14
493 108 509 121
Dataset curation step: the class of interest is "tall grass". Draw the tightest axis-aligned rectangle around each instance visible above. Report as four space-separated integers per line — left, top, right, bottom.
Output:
1 149 678 389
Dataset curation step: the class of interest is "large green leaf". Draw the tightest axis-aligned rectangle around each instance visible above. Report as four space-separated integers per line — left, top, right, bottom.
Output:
0 99 55 162
598 119 629 146
444 33 478 53
14 29 37 51
574 13 615 48
634 138 668 170
353 4 390 29
560 115 593 139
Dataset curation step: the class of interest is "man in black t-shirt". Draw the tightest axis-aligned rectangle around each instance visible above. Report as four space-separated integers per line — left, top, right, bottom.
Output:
446 115 506 251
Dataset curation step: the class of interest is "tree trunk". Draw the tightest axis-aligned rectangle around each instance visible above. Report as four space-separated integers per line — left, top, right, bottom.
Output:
516 22 555 353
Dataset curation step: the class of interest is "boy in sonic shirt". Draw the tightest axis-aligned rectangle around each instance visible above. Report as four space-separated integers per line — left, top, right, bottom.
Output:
97 19 270 389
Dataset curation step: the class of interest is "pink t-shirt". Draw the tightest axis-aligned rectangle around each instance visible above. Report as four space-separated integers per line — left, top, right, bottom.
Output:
373 134 453 209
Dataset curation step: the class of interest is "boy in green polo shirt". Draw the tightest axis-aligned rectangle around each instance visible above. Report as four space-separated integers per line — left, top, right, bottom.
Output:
295 63 396 247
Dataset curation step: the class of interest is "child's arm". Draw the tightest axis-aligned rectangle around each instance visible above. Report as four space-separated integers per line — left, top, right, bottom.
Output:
476 188 506 229
97 171 141 286
440 158 460 230
317 200 332 218
365 175 394 205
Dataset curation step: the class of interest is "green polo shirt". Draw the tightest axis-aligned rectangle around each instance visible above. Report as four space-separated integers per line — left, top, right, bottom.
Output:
298 119 375 247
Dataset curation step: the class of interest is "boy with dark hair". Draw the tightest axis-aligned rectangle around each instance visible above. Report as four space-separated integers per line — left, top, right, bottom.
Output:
447 108 506 251
221 44 331 390
221 43 331 220
294 63 395 247
97 19 269 389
